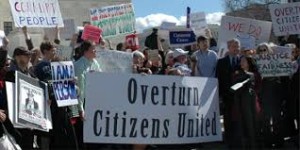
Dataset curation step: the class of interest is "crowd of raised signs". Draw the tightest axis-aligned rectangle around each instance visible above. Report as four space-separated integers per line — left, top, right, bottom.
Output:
0 23 299 150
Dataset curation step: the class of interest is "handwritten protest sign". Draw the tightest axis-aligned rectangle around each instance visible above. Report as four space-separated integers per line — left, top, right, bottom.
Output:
51 61 78 107
190 12 207 34
96 49 133 73
84 72 222 144
81 25 102 44
14 71 51 131
9 0 64 27
90 3 135 38
169 29 196 47
269 2 300 36
255 46 293 77
218 16 272 57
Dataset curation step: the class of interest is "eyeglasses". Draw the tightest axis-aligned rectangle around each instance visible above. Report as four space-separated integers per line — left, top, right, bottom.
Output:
259 48 267 52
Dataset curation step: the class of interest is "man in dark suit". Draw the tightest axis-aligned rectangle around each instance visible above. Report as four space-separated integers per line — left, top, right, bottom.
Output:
25 90 39 115
216 38 241 147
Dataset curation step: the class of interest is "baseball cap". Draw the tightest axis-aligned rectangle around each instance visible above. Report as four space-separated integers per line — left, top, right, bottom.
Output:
173 48 188 58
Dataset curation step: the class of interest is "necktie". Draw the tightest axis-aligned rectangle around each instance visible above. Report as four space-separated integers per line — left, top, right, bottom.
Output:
232 57 236 68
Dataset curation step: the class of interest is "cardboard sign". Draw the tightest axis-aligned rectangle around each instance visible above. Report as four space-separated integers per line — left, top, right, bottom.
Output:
255 46 293 77
169 29 196 47
217 16 272 57
269 2 300 36
50 61 78 107
9 0 64 27
81 25 102 44
90 3 135 38
84 72 222 144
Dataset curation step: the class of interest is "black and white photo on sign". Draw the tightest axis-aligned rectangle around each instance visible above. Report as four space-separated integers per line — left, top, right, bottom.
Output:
15 71 50 132
19 80 43 118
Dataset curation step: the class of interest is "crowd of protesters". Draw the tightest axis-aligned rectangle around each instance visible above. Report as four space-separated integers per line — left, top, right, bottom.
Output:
0 25 299 150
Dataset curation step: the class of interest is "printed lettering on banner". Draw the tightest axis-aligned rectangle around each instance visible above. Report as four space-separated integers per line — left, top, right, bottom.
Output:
84 72 222 144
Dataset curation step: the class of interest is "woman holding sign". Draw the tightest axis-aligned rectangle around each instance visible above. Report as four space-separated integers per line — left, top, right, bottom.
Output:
256 43 290 148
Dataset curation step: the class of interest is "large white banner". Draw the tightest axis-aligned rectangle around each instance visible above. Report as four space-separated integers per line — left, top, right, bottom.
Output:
90 3 135 38
218 16 272 57
269 2 300 36
255 46 294 77
9 0 64 27
96 50 133 73
84 72 222 144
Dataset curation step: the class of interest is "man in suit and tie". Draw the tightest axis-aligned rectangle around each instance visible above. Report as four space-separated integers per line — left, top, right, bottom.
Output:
25 90 39 116
216 38 241 147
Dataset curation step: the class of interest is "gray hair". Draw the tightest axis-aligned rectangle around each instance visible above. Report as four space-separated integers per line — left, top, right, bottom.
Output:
227 38 240 48
256 42 273 54
133 50 145 59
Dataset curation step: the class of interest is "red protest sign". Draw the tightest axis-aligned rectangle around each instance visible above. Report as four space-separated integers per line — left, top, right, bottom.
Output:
125 33 139 51
81 25 102 44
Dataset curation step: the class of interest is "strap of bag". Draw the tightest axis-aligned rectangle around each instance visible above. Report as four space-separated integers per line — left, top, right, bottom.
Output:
1 121 20 150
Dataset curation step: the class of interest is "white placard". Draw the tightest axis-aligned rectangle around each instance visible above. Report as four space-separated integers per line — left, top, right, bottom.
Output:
84 72 222 144
190 12 207 34
9 0 64 28
269 2 300 36
217 16 272 57
255 46 293 77
96 50 133 73
50 61 78 107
